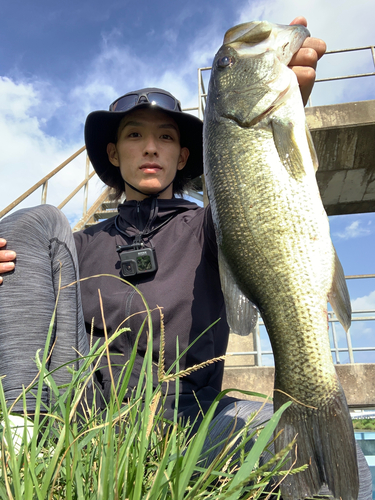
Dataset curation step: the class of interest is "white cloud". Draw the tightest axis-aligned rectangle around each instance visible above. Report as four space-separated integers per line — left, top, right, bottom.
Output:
0 77 64 199
334 220 372 240
0 18 211 221
347 291 375 362
0 24 203 222
327 290 375 362
69 43 148 114
352 290 375 312
0 76 105 222
234 0 375 105
0 31 204 223
235 0 373 47
163 28 178 44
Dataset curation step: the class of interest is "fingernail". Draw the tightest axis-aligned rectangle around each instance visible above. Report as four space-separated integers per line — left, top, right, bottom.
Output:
4 251 16 259
2 262 15 271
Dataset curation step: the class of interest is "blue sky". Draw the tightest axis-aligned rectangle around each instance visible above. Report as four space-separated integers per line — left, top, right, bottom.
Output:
1 0 374 361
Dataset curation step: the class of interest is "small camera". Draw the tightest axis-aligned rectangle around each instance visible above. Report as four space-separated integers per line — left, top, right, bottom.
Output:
116 245 158 277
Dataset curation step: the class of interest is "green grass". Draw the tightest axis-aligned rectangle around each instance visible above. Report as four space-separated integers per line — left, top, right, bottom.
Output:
352 418 375 431
0 276 301 499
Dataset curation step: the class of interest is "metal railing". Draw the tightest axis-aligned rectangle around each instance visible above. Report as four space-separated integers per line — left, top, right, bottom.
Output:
313 45 375 82
195 45 375 117
226 274 375 366
0 146 91 220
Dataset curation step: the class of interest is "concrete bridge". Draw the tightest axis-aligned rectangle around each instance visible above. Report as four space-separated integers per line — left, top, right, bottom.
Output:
223 363 375 408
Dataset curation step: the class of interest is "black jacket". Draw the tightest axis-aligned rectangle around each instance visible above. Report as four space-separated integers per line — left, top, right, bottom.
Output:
74 197 238 424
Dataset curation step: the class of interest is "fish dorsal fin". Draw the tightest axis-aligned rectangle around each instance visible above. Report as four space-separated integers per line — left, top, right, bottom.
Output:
224 21 272 45
271 118 306 180
218 249 258 336
328 246 351 332
306 124 319 172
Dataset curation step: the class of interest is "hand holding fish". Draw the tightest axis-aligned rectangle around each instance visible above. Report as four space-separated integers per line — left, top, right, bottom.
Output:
0 239 15 285
289 16 327 105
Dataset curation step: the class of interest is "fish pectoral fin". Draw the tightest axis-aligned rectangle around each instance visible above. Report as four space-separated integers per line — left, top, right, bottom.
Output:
306 123 319 172
328 247 352 332
271 118 306 180
218 250 258 336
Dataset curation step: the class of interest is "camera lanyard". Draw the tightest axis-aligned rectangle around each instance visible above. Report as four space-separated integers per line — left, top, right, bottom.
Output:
115 197 174 252
117 174 176 243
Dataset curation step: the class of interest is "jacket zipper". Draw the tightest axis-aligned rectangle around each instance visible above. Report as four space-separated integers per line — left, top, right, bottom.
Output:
136 201 141 230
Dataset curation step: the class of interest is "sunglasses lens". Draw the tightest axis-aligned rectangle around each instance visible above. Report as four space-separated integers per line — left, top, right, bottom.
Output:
110 91 179 113
111 94 139 112
147 93 177 111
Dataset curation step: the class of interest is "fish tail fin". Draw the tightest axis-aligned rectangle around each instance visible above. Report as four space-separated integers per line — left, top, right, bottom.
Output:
274 385 359 500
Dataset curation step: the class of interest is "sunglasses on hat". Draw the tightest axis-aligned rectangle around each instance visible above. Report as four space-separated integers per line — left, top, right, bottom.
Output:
109 91 182 113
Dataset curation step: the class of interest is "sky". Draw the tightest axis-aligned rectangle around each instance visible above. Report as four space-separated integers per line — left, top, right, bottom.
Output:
0 0 374 362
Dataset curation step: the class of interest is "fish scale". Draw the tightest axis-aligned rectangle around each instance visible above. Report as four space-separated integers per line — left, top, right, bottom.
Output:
204 20 359 500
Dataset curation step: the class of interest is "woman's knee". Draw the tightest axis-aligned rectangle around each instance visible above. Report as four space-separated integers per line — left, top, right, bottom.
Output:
1 205 68 235
0 205 73 256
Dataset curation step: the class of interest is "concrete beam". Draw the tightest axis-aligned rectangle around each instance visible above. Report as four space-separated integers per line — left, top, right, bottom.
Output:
222 363 375 407
306 100 375 130
305 100 375 216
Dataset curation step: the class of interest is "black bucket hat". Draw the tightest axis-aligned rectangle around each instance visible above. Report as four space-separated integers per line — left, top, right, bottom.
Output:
84 87 203 190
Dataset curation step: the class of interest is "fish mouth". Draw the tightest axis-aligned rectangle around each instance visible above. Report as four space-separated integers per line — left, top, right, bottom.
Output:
224 20 273 45
223 21 310 66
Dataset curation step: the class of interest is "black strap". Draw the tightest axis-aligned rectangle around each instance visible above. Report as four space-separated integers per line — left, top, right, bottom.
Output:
118 175 177 245
114 211 175 242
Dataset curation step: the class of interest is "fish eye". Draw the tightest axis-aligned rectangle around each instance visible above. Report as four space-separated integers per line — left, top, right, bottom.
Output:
217 55 234 69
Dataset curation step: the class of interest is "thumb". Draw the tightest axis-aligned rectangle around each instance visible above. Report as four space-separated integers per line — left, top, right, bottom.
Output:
290 16 307 27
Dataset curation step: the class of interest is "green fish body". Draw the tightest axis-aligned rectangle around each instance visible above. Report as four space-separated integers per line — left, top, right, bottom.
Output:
204 21 359 500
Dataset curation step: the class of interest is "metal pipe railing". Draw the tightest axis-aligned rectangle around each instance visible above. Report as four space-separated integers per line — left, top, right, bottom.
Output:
226 306 375 366
0 146 87 219
41 180 48 205
72 187 111 232
197 45 375 113
57 170 96 211
83 154 91 216
315 45 375 84
330 312 341 364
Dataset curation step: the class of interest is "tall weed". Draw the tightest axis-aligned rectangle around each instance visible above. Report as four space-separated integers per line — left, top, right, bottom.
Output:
0 276 301 499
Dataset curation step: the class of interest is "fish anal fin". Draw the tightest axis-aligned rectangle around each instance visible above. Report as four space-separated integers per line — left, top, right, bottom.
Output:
306 123 319 172
274 384 359 500
271 119 306 180
328 247 351 332
218 249 258 336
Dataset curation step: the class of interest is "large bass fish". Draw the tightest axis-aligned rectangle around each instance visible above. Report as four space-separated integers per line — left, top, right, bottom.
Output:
204 21 359 500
